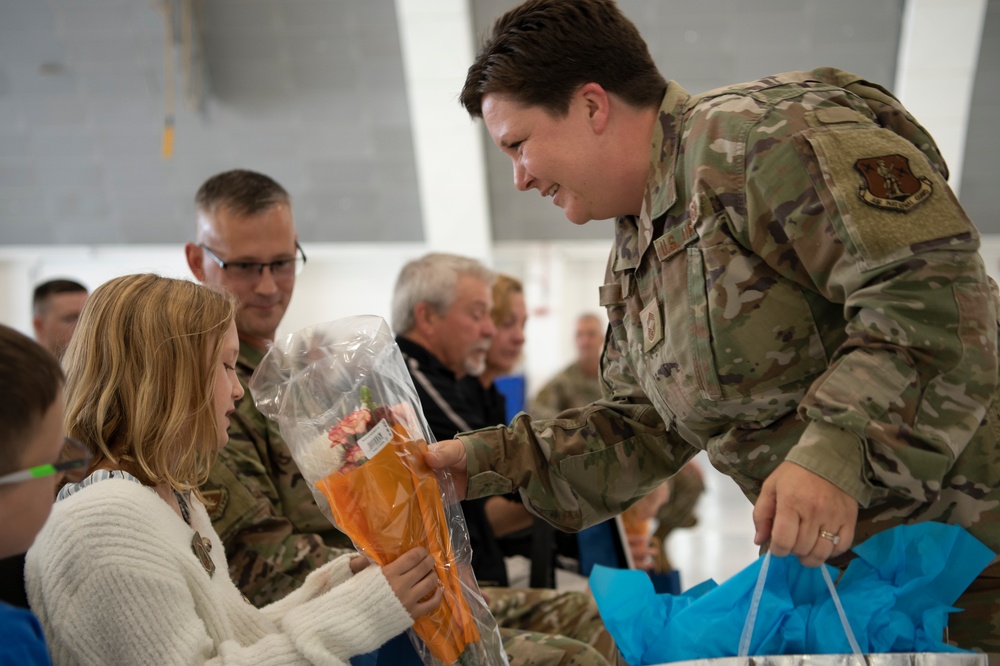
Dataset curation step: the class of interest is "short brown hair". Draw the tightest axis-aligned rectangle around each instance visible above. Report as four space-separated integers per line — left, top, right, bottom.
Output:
461 0 666 117
32 279 87 317
63 274 236 495
195 169 290 218
0 325 64 475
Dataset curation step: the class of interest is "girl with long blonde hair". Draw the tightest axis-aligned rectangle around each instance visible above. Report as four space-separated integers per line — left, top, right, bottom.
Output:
26 274 441 665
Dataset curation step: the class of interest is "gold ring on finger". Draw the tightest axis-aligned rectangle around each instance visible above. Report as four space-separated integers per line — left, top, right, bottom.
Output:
818 530 840 546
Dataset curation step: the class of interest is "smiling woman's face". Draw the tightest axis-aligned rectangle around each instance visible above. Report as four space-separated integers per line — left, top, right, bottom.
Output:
482 92 613 226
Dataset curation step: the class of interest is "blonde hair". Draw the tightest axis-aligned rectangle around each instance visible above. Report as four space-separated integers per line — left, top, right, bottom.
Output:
63 274 236 494
490 274 524 327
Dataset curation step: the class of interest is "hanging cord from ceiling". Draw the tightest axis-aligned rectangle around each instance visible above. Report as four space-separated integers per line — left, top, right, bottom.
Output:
158 0 205 158
159 0 175 158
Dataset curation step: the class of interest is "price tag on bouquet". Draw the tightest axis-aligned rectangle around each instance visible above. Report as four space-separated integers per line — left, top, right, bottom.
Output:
357 419 395 458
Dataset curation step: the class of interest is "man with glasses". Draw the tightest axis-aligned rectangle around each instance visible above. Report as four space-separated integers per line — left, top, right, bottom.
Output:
0 323 89 663
184 170 352 609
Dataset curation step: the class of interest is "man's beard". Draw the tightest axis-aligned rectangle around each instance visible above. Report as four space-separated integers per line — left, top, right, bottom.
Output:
463 343 490 377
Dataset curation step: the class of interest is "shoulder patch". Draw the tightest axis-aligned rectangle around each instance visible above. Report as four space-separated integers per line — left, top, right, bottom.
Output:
854 154 932 212
202 486 229 521
801 126 973 266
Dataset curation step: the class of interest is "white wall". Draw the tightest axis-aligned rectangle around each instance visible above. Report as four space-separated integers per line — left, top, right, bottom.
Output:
0 239 608 399
7 235 1000 403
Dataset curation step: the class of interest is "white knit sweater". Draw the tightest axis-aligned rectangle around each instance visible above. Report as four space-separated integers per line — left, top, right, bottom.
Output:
25 478 413 665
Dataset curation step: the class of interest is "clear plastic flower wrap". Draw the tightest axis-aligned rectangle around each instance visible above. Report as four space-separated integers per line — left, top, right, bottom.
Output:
250 315 506 666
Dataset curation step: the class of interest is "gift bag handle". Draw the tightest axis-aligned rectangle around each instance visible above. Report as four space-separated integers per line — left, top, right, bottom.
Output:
738 553 865 665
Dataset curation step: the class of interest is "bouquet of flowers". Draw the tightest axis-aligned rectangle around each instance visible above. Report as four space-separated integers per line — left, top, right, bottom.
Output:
250 315 504 666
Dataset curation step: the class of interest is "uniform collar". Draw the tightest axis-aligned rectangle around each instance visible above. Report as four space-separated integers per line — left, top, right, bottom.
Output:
613 81 690 273
238 339 266 374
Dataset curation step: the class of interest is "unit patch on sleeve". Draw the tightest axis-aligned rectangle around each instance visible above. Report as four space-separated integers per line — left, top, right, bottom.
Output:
854 154 933 212
801 126 973 267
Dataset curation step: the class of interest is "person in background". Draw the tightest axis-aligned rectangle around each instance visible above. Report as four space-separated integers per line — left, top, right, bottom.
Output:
463 274 529 432
428 0 1000 655
26 274 440 665
528 313 604 421
393 254 616 666
460 275 540 557
31 279 88 361
0 324 75 665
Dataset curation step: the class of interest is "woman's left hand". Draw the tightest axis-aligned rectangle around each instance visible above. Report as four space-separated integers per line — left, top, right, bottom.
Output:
753 461 858 567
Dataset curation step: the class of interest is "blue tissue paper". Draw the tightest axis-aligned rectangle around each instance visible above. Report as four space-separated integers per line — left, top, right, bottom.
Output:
590 523 994 665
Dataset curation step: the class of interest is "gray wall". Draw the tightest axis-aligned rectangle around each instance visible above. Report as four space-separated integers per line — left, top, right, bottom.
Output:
0 0 994 244
0 0 422 245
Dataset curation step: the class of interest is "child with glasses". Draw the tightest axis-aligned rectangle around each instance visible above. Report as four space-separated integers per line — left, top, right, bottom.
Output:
25 274 442 665
0 324 70 665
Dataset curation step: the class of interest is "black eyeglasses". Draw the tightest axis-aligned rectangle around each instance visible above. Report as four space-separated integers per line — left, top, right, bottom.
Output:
199 242 307 282
0 437 92 486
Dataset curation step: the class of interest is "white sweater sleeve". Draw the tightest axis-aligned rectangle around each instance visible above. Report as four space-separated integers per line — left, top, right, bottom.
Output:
26 481 413 666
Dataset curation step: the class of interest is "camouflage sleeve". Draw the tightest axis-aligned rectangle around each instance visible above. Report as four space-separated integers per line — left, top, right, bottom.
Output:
460 305 699 531
739 101 998 507
203 396 354 607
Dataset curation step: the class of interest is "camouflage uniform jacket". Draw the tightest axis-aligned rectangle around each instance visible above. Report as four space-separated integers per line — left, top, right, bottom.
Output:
202 341 352 607
459 68 1000 564
529 362 603 421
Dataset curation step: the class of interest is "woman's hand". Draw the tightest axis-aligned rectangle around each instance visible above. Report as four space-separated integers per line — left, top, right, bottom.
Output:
382 547 444 619
753 461 858 567
424 439 468 500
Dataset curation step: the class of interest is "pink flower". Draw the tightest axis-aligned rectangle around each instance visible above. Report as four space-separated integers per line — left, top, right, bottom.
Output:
328 427 350 447
327 409 373 449
345 444 365 464
340 409 372 435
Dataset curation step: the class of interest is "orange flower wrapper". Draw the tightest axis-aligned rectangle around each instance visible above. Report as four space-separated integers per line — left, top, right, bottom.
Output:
318 430 480 664
249 316 506 666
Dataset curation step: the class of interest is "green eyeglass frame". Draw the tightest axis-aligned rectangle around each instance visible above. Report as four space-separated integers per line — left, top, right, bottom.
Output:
0 437 91 486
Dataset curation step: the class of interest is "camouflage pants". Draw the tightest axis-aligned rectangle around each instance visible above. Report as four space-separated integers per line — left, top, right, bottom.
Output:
485 586 616 666
949 567 1000 665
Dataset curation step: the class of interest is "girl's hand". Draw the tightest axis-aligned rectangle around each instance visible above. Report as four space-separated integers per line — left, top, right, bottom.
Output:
349 555 370 575
382 547 444 619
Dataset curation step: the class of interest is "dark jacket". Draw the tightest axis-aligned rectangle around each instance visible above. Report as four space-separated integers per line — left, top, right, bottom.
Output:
396 336 509 587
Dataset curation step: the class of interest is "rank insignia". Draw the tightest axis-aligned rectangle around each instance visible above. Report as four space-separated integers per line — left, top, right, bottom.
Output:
854 154 933 212
640 298 663 351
